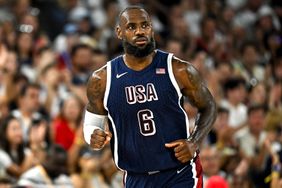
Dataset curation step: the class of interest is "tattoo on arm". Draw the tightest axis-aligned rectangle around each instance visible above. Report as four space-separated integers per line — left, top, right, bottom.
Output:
181 63 217 145
86 70 107 114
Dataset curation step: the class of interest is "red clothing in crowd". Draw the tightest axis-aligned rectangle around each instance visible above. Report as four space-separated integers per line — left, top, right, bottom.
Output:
53 118 75 150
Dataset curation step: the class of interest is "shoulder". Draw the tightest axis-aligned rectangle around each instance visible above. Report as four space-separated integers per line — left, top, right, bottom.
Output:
234 127 249 139
0 149 12 167
18 166 43 185
171 56 198 76
170 56 202 90
86 65 108 97
89 64 108 84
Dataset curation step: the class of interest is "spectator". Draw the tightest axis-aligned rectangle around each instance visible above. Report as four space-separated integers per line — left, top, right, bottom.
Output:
11 82 44 142
247 82 267 106
70 43 93 86
0 115 35 180
27 116 51 165
70 146 108 188
220 77 248 129
52 94 84 151
232 41 265 84
39 63 63 118
234 104 268 187
18 144 73 187
200 145 227 185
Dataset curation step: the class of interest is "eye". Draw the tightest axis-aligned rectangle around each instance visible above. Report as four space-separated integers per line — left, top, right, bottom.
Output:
127 25 135 30
142 23 149 28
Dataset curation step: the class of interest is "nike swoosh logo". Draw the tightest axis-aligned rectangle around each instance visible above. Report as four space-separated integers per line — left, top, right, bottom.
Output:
116 72 128 78
177 165 188 174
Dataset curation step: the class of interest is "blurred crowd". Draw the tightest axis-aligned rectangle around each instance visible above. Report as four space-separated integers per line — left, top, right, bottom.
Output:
0 0 281 187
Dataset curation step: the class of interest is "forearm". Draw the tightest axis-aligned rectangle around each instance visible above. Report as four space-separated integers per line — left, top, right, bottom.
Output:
188 99 217 145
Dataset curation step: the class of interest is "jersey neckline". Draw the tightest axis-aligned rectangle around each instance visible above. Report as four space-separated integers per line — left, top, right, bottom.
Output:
120 49 160 74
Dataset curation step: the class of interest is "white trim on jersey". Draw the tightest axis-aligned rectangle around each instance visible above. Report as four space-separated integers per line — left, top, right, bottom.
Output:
191 159 198 188
167 53 190 138
103 62 111 109
103 61 123 172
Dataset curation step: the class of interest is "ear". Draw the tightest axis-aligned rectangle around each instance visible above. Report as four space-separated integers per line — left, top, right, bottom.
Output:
115 25 122 40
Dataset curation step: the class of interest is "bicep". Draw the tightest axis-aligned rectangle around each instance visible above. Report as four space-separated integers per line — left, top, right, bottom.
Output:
177 63 214 110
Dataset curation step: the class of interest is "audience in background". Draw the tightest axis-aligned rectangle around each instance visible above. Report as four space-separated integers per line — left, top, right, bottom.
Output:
0 0 281 187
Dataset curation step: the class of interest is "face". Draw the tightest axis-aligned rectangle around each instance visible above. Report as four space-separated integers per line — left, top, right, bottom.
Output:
44 66 60 87
248 109 265 134
242 45 258 65
228 84 246 104
6 118 23 145
21 87 40 112
249 83 266 105
62 96 82 122
214 112 229 131
73 47 93 71
17 33 33 53
200 147 220 176
116 8 155 57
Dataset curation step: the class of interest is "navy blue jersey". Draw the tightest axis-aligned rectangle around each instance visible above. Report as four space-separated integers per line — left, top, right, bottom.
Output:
104 50 190 173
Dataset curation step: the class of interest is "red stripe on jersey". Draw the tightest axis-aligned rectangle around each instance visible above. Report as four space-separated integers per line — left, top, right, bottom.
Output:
195 155 203 188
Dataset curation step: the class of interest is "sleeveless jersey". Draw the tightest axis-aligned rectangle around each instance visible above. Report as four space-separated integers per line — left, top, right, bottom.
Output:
104 50 190 173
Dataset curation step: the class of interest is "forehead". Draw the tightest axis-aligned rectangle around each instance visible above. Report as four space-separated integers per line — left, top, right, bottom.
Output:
120 9 150 25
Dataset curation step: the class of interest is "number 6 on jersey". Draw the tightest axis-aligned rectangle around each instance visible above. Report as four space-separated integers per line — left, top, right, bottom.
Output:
137 109 156 136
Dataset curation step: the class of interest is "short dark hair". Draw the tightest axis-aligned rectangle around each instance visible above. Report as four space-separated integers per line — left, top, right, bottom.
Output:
223 77 246 92
247 104 267 115
19 82 41 97
70 43 93 57
240 40 259 55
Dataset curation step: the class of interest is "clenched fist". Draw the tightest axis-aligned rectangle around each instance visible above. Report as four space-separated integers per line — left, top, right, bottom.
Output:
90 129 112 150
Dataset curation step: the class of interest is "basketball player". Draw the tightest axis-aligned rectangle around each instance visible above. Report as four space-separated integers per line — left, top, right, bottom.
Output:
83 6 217 188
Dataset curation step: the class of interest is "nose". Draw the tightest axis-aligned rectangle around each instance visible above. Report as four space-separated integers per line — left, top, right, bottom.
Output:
135 26 145 35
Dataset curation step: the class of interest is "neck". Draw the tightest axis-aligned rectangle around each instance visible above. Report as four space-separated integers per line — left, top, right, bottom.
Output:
124 51 155 71
20 108 33 118
227 97 240 106
11 144 18 150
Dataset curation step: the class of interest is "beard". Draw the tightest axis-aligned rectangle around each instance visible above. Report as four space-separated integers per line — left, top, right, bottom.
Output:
123 37 156 58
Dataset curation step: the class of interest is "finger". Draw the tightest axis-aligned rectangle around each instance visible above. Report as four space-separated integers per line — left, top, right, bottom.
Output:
105 136 112 144
175 149 188 158
91 134 107 144
90 137 105 145
94 129 107 136
173 144 186 153
165 141 182 148
105 131 112 138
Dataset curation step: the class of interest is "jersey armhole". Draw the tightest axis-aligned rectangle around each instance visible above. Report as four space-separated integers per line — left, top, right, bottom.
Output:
167 53 182 98
167 53 190 137
103 61 111 111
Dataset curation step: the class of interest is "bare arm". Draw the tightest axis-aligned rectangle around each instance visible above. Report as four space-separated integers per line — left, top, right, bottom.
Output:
86 67 107 115
172 57 217 146
85 66 112 150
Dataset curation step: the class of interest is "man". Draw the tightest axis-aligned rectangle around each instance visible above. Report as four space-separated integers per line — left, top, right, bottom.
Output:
11 82 44 143
84 6 217 188
200 145 226 185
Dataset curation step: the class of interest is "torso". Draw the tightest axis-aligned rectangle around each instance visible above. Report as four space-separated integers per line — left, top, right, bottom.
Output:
103 50 190 173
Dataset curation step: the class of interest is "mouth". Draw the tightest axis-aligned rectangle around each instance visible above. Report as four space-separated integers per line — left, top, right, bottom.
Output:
134 37 148 45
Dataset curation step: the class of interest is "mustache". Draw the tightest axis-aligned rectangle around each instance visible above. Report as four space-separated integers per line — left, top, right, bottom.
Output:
133 35 148 42
122 37 155 58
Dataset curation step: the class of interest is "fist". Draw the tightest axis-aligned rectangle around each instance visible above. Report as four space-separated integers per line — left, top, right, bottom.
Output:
165 139 197 163
90 129 112 150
